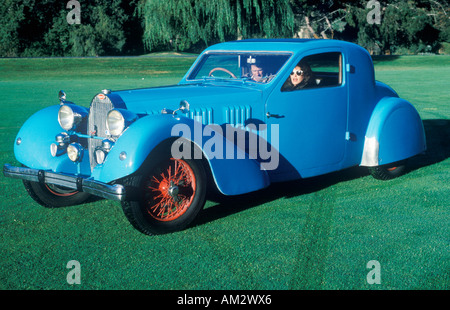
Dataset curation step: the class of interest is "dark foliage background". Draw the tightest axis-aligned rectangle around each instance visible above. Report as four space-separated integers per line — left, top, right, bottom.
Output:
0 0 448 57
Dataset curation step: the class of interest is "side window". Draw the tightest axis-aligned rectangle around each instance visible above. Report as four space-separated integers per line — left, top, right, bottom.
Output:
281 52 342 92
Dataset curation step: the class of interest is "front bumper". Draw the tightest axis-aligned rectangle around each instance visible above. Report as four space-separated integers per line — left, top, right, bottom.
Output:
3 164 125 201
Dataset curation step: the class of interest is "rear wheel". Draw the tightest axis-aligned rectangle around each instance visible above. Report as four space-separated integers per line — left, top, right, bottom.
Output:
121 156 206 235
369 160 407 180
23 180 91 208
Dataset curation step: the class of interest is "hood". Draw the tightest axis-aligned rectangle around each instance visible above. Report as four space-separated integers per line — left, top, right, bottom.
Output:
111 83 262 117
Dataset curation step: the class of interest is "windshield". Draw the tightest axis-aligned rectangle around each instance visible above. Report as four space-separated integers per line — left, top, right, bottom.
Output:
187 52 292 83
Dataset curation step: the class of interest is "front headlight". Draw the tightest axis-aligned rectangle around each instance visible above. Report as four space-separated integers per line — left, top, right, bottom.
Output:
106 110 125 136
106 109 138 137
58 104 88 131
58 105 75 131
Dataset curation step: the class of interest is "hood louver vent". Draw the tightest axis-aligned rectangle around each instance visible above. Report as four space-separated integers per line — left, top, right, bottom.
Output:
188 107 214 125
224 105 252 126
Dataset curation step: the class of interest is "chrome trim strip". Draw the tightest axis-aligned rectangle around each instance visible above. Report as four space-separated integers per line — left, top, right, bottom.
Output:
3 164 125 201
360 136 379 167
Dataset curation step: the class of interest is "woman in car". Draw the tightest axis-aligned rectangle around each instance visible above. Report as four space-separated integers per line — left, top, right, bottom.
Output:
281 60 316 91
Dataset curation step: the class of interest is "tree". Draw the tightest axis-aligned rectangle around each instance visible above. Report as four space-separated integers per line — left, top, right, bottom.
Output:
427 0 450 43
344 0 444 54
43 0 128 57
290 0 348 39
0 0 130 57
137 0 295 52
1 0 446 57
0 0 27 56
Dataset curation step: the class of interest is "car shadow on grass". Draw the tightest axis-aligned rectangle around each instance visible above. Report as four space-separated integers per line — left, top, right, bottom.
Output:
408 119 450 172
194 119 450 227
195 166 368 228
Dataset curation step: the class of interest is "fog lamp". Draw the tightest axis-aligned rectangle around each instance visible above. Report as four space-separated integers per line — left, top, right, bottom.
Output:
67 143 83 162
95 149 106 165
50 143 58 157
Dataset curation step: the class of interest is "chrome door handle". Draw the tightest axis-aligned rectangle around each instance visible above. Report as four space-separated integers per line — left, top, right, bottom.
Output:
266 112 284 119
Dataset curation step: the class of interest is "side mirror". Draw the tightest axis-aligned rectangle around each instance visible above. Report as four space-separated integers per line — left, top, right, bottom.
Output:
179 100 190 113
173 100 190 116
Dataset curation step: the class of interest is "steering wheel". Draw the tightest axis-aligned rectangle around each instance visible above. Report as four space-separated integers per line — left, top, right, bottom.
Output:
208 67 237 79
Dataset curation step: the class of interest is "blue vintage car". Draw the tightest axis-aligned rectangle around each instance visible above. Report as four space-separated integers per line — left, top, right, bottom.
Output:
3 39 426 235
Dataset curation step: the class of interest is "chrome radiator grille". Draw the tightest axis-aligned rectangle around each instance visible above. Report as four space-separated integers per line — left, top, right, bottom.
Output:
88 95 114 171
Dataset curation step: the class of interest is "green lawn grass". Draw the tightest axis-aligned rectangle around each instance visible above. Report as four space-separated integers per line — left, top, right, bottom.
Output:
0 55 449 290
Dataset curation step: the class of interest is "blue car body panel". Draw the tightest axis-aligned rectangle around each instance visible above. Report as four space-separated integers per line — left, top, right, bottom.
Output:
10 39 426 198
362 97 426 166
91 114 270 195
14 105 91 176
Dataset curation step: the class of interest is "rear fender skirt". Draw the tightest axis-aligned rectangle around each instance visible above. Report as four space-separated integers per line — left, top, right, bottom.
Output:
361 97 426 166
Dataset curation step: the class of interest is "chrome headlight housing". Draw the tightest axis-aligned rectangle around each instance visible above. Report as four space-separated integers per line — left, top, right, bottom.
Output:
58 104 88 131
106 109 138 137
106 110 125 136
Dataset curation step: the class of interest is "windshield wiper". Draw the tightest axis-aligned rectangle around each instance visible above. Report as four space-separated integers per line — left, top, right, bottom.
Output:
200 76 230 83
200 76 247 84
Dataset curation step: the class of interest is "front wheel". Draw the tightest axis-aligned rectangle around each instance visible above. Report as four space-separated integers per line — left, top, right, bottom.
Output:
121 157 207 235
369 160 408 180
23 180 91 208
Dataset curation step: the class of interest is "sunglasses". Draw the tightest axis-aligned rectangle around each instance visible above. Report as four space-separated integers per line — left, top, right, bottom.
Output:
290 70 303 76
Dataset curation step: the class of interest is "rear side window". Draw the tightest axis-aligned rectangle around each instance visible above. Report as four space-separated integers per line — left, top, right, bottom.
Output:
281 52 342 92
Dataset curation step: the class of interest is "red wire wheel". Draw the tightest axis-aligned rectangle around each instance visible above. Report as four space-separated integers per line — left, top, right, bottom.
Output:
44 184 79 197
386 166 398 171
145 158 197 222
121 149 207 235
22 180 90 208
369 160 407 180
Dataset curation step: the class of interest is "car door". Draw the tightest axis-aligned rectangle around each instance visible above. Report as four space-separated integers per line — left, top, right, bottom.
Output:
266 50 347 179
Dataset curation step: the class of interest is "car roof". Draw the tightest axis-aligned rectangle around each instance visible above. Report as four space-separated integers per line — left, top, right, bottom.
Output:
204 38 359 54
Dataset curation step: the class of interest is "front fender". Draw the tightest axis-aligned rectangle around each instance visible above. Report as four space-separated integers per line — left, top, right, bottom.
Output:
13 105 87 175
361 97 426 166
95 114 270 196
